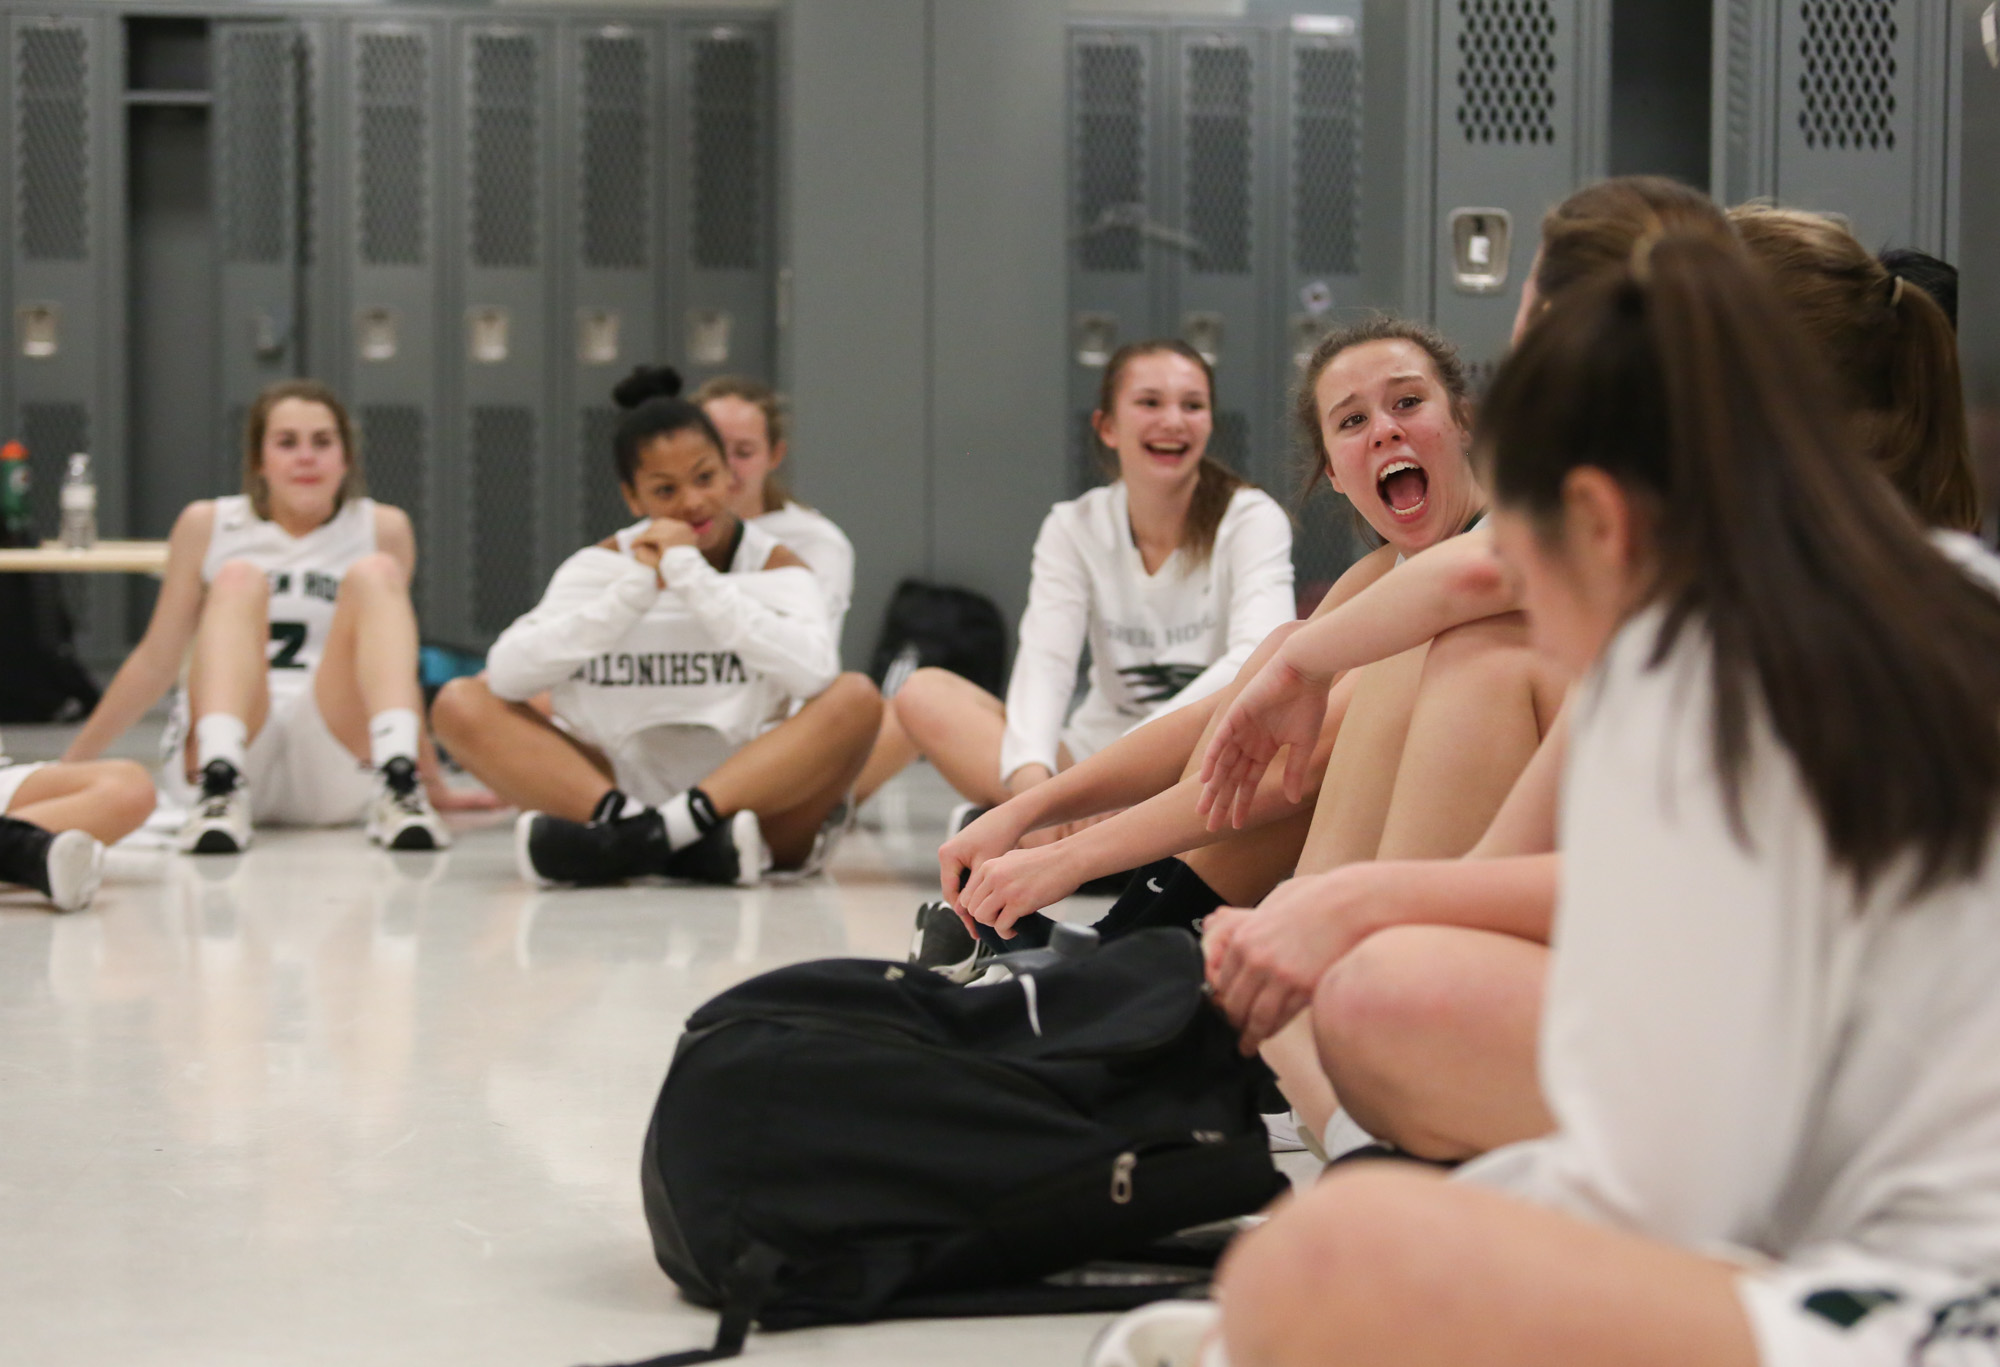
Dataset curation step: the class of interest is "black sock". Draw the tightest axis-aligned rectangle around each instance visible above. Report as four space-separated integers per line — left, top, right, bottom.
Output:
0 814 55 896
1091 857 1223 942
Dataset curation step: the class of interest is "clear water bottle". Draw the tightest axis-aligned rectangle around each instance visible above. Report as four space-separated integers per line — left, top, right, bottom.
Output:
59 452 96 550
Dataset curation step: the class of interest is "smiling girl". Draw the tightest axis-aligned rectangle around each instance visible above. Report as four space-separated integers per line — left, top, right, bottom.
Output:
432 366 880 887
63 380 467 853
858 340 1295 824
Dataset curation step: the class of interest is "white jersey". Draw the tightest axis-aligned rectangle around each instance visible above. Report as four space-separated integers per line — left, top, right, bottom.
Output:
998 482 1295 782
752 501 854 642
485 519 837 785
1460 606 2000 1279
199 494 378 694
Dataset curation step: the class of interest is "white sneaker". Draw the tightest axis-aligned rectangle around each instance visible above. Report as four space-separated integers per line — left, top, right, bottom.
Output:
366 759 450 850
179 761 252 854
946 800 990 838
44 829 104 913
1087 1299 1227 1367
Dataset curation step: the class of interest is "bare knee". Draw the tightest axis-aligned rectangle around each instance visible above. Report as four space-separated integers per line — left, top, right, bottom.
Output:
97 760 158 832
208 558 270 604
821 672 883 725
1313 926 1459 1151
431 675 498 747
341 551 409 598
891 667 962 740
1423 613 1532 679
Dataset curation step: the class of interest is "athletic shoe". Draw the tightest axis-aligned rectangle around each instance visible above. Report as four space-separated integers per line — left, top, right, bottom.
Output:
910 899 981 978
664 809 769 887
179 760 252 854
365 757 451 851
946 800 990 838
514 806 669 888
0 816 104 913
1086 1299 1227 1367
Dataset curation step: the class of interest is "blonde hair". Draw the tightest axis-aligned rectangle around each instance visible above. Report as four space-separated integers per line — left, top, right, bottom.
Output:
241 379 363 520
692 374 791 513
1094 339 1248 567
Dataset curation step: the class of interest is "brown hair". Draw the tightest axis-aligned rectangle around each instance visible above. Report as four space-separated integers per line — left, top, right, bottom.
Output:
1534 175 1731 303
692 374 790 514
1093 339 1247 566
242 379 363 520
1482 230 2000 895
1292 314 1472 543
1732 206 1978 531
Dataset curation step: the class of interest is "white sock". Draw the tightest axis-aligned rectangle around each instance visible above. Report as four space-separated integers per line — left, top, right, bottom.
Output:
660 791 705 851
368 708 421 769
194 714 249 773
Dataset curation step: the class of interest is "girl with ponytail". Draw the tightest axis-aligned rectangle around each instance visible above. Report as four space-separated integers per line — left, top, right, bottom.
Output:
433 365 882 887
1159 232 2000 1367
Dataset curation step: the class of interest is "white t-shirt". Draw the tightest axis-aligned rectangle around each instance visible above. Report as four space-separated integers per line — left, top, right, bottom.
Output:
1461 606 2000 1278
201 493 378 696
752 502 854 641
1930 528 2000 597
485 519 837 782
998 482 1296 783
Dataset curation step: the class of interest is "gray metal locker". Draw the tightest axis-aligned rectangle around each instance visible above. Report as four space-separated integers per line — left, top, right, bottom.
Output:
8 10 123 659
563 20 662 547
454 20 554 642
345 20 443 634
1714 0 1955 252
1431 0 1609 375
673 20 775 390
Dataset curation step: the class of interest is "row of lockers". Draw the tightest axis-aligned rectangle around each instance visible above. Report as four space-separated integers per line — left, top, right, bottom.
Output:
3 6 777 655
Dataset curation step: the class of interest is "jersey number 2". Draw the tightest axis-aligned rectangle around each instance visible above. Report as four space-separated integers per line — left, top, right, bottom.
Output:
269 621 308 670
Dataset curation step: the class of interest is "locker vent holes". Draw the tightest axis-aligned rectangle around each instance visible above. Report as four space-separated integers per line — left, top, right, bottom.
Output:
1293 44 1360 276
692 35 761 271
1797 0 1898 151
1075 41 1146 273
471 34 540 269
1455 0 1559 145
473 407 539 636
219 29 294 265
18 24 90 261
1186 44 1253 275
582 34 649 270
361 407 427 587
359 32 428 266
581 407 629 540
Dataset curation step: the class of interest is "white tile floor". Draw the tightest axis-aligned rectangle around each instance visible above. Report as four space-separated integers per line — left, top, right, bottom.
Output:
0 729 1156 1367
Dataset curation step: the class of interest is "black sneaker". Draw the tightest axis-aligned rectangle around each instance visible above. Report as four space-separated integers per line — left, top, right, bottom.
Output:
663 810 768 887
513 806 670 887
0 814 104 912
178 759 251 854
910 900 977 973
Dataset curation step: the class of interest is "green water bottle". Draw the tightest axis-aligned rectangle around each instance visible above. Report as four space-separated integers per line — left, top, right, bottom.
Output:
0 440 32 548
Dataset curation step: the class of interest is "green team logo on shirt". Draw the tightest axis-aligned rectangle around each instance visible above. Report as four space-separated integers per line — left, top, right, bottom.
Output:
1118 662 1207 705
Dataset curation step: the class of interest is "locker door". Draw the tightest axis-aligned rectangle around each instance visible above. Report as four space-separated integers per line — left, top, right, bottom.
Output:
673 21 776 389
458 22 554 642
347 21 443 633
8 11 121 659
1772 0 1954 250
565 21 661 546
1068 26 1160 494
1170 27 1271 487
213 19 303 493
1432 0 1608 374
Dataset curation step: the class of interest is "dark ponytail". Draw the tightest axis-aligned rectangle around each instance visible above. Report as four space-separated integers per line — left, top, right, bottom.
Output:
609 364 727 487
1482 231 2000 896
1094 339 1248 566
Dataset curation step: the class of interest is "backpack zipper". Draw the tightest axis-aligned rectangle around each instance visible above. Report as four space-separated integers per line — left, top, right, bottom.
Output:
1110 1151 1137 1205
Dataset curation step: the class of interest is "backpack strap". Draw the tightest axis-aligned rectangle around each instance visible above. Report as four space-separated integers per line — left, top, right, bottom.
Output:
578 1242 785 1367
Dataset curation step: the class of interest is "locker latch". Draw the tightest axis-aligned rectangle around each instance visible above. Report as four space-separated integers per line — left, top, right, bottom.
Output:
1448 209 1512 295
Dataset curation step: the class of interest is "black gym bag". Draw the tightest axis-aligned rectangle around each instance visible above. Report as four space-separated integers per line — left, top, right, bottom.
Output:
868 578 1009 697
612 928 1285 1364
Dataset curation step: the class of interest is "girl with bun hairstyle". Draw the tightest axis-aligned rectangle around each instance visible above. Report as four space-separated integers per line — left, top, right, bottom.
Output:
63 379 471 855
692 376 856 641
432 366 881 886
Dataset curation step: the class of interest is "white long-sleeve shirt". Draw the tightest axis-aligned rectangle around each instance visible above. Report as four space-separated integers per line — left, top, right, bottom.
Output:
1461 606 2000 1278
486 519 837 768
753 502 854 643
997 483 1296 783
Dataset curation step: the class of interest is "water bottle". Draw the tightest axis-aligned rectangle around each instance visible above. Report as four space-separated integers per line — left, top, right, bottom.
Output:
0 440 32 548
59 452 96 550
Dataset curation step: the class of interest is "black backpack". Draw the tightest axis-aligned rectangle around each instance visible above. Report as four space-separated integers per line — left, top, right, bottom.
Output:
0 573 99 722
623 929 1285 1364
868 579 1008 697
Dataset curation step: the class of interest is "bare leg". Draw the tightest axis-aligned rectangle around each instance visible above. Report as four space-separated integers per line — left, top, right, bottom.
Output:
8 761 157 843
1184 806 1315 905
1220 1165 1757 1367
1315 925 1551 1160
852 704 920 806
431 676 616 821
1291 646 1429 876
311 552 426 761
702 673 883 868
890 668 1011 805
184 558 275 776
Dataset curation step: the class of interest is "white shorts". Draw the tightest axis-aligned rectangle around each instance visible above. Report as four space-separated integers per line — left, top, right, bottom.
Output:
162 681 375 827
1738 1246 2000 1367
0 761 48 813
1058 691 1147 770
